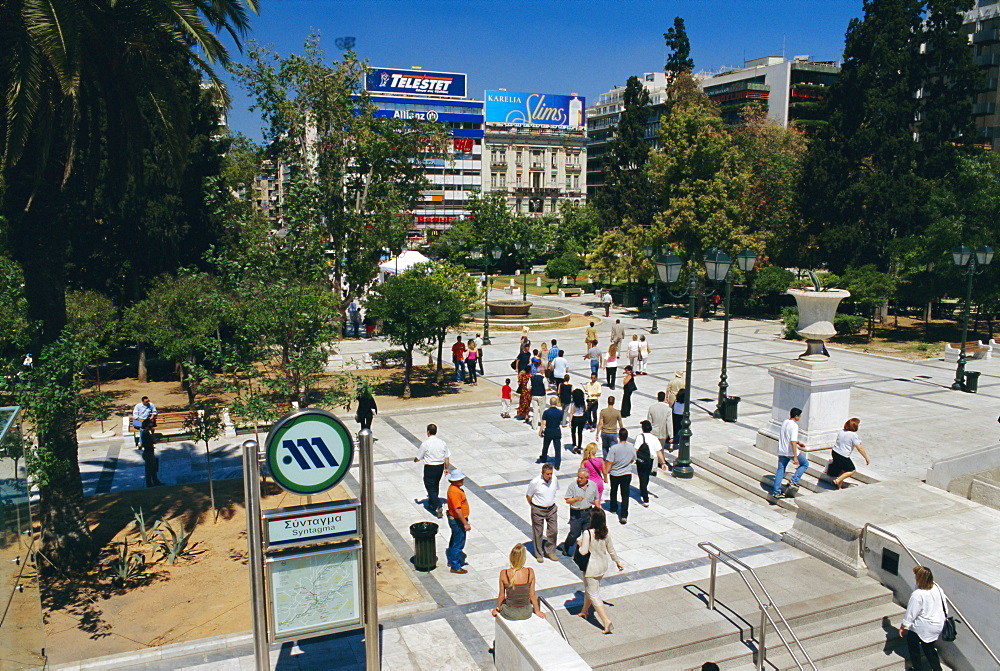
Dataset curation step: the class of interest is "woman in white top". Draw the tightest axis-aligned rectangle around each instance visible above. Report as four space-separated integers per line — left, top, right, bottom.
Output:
899 565 946 671
637 335 650 374
577 508 623 634
626 334 641 370
601 344 619 390
827 417 870 489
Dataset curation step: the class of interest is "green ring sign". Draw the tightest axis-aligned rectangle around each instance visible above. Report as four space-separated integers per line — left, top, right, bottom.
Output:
265 409 354 495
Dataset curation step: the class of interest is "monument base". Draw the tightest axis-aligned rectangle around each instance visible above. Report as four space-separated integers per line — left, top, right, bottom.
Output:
756 357 856 453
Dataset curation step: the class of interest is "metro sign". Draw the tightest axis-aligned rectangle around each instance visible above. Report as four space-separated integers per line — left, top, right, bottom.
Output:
265 409 355 495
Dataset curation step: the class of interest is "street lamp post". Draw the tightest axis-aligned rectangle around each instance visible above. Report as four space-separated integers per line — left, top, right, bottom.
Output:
713 248 757 419
481 246 502 345
644 245 668 334
656 249 732 479
950 244 994 391
513 239 536 301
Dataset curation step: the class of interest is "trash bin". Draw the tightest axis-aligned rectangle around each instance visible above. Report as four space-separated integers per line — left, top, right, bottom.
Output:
720 396 741 423
964 371 981 393
409 521 439 571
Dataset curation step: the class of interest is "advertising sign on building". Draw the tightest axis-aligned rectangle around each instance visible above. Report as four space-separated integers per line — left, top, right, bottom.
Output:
365 68 467 98
484 91 585 128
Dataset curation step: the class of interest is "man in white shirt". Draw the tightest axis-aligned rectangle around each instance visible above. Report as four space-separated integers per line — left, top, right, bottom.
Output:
771 408 808 499
552 350 569 381
474 333 485 374
132 396 158 447
646 391 672 471
414 424 451 517
525 464 559 562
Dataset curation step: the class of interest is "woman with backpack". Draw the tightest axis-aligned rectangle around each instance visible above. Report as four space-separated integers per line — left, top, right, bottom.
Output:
633 420 658 507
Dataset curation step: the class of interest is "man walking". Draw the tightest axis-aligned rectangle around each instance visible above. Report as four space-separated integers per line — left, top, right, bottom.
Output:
530 368 547 430
414 424 451 517
551 349 569 388
446 469 471 574
526 464 559 562
557 374 573 427
538 397 564 470
584 341 602 377
451 334 466 382
558 468 598 556
474 333 485 375
546 339 559 387
132 396 158 448
771 408 808 500
584 373 602 430
604 428 635 525
596 396 624 458
585 322 597 348
647 391 672 471
610 319 625 350
602 290 612 317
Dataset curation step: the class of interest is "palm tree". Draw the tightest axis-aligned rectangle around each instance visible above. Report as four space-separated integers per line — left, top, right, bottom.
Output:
0 0 258 569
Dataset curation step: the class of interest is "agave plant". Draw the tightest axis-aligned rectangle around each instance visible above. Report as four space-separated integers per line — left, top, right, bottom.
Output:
107 539 146 586
153 520 194 565
131 507 157 544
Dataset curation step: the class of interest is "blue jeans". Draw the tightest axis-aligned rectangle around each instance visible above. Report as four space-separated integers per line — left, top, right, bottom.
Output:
590 359 599 376
133 419 144 445
446 516 467 570
454 359 464 381
601 432 618 458
772 453 809 494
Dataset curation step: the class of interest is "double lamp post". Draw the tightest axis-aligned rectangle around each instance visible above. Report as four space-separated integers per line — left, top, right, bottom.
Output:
950 244 994 392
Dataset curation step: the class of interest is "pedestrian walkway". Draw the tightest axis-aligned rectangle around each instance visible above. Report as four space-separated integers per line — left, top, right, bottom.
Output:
62 292 1000 669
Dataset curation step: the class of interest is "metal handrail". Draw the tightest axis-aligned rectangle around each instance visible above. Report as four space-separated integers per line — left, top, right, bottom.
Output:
698 542 817 671
861 523 1000 667
537 596 568 641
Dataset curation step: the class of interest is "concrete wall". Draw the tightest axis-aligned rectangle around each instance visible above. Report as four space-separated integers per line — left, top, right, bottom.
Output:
494 614 591 671
926 444 1000 498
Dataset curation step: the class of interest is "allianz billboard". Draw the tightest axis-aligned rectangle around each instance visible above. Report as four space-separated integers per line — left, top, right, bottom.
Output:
484 91 585 128
365 67 467 98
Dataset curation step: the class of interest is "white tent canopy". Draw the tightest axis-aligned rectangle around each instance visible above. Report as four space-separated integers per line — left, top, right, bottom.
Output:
378 250 430 277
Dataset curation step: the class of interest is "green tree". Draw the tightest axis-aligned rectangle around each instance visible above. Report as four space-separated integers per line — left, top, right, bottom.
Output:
0 0 257 568
842 265 898 340
598 76 654 231
551 201 600 256
663 16 694 84
546 253 582 282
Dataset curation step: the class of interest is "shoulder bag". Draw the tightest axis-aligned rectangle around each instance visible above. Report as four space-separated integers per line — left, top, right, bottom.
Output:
938 585 959 642
572 530 591 572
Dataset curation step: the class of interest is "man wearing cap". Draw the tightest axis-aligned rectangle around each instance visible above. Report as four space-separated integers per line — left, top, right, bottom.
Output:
414 424 451 518
446 468 471 574
526 463 559 562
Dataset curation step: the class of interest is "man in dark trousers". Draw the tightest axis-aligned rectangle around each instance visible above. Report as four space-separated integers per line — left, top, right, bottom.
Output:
414 424 451 517
141 418 163 487
538 396 565 470
558 468 598 555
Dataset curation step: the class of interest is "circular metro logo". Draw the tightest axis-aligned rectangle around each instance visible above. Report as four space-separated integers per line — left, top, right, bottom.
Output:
265 409 354 495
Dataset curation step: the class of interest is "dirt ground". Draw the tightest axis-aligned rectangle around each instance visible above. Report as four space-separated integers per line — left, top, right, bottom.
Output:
42 479 424 665
826 314 994 360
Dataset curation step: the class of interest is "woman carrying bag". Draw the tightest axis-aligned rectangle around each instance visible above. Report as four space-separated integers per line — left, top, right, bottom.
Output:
899 565 949 671
576 508 623 634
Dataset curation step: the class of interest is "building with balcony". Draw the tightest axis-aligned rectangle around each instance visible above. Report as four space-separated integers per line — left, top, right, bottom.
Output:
963 1 1000 149
482 90 587 217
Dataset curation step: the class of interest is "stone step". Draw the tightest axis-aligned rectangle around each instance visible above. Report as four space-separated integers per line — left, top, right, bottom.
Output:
727 447 837 493
691 453 799 511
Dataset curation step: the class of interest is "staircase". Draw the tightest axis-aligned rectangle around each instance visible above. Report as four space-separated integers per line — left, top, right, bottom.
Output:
561 557 944 670
691 446 879 511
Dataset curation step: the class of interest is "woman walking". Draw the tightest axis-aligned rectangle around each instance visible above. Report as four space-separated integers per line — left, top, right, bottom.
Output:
515 368 532 421
581 443 604 502
626 334 641 370
602 344 619 390
637 335 650 374
465 340 479 385
827 418 870 488
577 508 623 634
491 543 546 621
899 566 947 671
620 365 637 418
670 388 687 450
355 389 378 430
570 388 587 453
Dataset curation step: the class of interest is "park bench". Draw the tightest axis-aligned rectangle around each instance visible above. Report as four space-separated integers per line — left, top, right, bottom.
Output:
223 401 299 437
943 340 992 363
559 287 583 298
121 410 197 447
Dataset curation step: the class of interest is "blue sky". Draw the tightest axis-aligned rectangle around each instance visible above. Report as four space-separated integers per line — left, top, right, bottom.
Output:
223 0 864 139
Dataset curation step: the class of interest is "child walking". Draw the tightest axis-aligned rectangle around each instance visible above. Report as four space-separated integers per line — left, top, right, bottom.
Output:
501 378 512 418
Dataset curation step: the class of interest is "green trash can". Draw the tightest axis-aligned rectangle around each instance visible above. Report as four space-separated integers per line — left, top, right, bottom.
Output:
409 521 439 571
720 396 741 423
964 371 981 393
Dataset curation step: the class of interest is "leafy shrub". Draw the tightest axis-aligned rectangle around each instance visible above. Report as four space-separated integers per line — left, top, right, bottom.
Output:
781 306 799 339
834 314 866 335
370 349 408 368
545 253 581 282
754 266 796 295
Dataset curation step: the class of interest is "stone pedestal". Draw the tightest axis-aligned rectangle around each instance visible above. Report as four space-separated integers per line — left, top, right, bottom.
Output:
756 357 856 452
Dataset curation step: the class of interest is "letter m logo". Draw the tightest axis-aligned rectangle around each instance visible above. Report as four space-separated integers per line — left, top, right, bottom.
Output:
281 437 339 470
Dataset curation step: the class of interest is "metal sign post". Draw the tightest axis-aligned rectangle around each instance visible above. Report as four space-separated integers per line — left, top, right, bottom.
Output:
358 428 378 671
243 410 379 671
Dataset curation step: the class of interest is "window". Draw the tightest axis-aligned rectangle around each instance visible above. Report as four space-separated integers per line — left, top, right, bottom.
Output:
516 151 523 166
499 174 506 187
551 173 557 188
531 172 541 188
551 152 558 168
516 172 522 186
491 173 497 188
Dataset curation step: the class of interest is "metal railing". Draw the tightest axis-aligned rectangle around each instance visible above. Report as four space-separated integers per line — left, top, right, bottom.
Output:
861 523 1000 667
537 596 567 641
698 542 817 671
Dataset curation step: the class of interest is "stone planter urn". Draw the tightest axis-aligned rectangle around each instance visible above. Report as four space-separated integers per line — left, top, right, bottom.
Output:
787 288 851 360
488 300 532 317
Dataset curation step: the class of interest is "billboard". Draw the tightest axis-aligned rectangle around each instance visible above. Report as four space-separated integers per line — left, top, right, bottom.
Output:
365 68 467 98
484 91 585 128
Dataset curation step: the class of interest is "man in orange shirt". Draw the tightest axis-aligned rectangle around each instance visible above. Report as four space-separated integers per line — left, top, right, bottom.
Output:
446 469 471 574
451 334 466 382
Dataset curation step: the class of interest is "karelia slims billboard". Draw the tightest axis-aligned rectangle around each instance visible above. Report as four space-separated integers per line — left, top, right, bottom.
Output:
484 91 585 128
364 68 467 98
